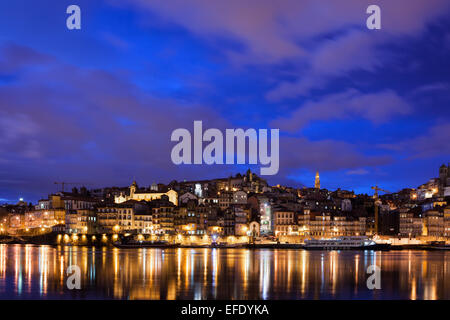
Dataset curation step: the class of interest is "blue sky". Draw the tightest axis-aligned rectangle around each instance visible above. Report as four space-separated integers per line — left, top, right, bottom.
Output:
0 0 449 203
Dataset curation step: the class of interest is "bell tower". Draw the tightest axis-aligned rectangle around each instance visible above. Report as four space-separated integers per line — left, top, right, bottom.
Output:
314 171 320 189
130 180 137 198
440 164 448 180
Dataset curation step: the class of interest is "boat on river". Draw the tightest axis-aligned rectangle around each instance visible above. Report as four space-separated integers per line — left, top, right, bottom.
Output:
112 240 180 248
304 236 390 250
425 241 450 250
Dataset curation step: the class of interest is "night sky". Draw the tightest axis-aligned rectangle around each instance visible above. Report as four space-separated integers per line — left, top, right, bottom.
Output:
0 0 449 203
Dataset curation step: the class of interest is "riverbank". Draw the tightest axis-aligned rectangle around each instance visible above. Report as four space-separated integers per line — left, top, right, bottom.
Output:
2 239 449 251
2 233 449 251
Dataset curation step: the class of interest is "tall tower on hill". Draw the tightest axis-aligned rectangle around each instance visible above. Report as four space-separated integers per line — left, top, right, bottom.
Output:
314 171 320 189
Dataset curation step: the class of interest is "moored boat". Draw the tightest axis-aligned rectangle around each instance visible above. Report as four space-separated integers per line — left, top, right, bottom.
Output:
210 242 246 248
425 241 450 250
304 236 390 250
113 240 179 248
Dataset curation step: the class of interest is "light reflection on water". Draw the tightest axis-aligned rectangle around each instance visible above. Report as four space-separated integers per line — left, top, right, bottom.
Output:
0 244 449 300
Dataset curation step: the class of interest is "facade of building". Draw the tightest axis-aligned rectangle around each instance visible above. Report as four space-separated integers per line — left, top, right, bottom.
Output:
274 210 296 236
223 206 250 236
399 209 423 237
305 215 366 237
116 200 151 233
97 206 119 233
115 181 178 206
218 191 233 210
78 209 97 234
234 206 250 236
150 197 175 235
423 210 444 237
134 211 152 234
233 191 247 205
179 192 198 205
248 195 273 235
445 206 450 237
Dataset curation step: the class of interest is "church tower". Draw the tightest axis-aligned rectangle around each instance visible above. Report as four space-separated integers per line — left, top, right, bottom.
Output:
130 180 138 198
314 171 320 189
439 164 449 194
246 168 253 182
440 164 448 182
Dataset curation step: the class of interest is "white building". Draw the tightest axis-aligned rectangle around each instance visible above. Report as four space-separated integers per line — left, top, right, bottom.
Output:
115 181 178 205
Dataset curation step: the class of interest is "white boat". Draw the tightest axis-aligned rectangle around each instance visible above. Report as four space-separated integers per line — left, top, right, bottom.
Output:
303 236 379 250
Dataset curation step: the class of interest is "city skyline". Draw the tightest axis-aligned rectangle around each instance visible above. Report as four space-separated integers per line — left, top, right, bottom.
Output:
2 163 448 204
3 0 450 306
0 1 449 204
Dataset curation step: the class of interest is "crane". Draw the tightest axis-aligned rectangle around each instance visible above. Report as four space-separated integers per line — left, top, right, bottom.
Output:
371 185 391 235
54 182 89 193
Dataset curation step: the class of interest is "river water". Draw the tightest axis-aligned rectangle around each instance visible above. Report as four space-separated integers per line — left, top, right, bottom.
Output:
0 244 448 299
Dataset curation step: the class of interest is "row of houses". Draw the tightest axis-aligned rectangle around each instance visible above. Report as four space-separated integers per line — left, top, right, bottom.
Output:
399 207 450 238
3 193 369 239
272 210 366 237
2 166 449 240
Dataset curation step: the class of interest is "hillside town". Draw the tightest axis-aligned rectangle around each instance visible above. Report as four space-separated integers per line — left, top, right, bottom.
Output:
1 165 450 245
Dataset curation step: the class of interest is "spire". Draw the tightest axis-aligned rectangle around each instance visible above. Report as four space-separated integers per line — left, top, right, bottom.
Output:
314 171 321 189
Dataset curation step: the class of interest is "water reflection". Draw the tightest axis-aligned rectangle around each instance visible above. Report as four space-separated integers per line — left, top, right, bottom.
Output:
0 244 449 299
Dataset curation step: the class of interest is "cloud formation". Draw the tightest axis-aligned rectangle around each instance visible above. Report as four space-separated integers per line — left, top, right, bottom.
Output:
0 1 449 201
272 89 411 132
378 122 450 159
117 0 450 65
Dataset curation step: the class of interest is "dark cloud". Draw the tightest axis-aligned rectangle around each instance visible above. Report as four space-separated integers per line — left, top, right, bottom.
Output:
377 122 450 159
279 136 390 173
0 43 232 199
0 1 449 201
116 0 450 66
271 89 411 132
